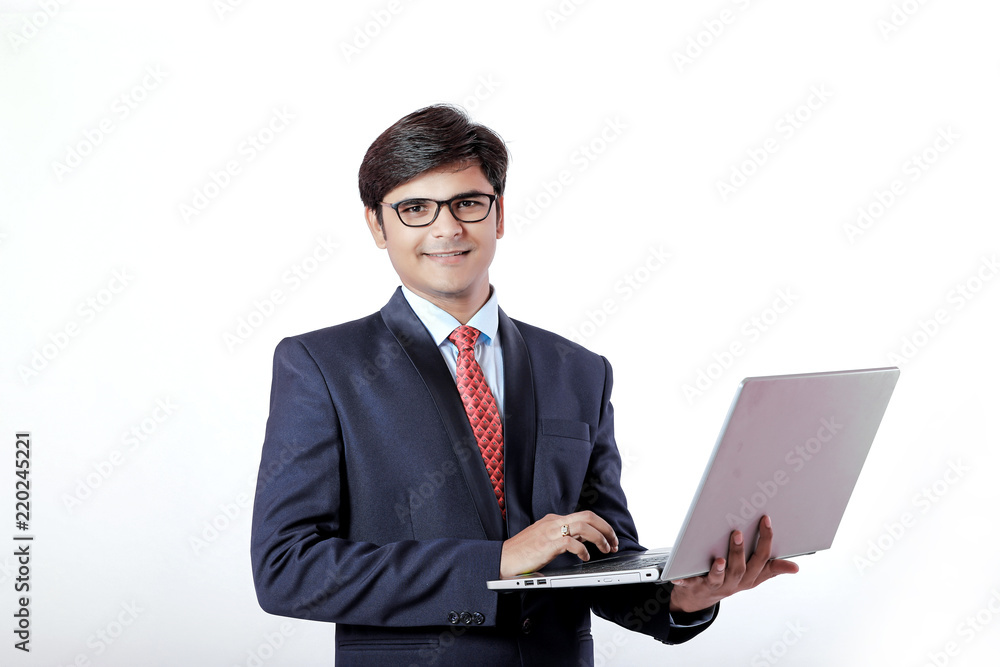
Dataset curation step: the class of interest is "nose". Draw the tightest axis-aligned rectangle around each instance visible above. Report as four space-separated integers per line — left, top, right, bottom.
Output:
430 203 464 237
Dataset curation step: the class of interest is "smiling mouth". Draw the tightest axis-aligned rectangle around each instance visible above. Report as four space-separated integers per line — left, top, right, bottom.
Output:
425 251 469 257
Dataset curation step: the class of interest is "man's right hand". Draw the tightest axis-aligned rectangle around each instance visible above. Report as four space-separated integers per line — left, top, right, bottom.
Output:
499 511 619 578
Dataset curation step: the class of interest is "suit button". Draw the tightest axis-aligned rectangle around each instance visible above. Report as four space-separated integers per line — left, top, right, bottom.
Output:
472 612 485 625
447 611 459 624
459 611 473 625
521 617 533 634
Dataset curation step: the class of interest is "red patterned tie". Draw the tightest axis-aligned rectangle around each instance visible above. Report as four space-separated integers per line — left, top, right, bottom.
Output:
448 325 505 520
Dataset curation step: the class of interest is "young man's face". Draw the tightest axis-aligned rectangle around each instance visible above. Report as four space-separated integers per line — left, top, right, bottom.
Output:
366 162 504 319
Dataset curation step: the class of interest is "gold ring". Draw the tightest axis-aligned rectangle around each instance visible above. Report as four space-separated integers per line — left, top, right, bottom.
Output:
561 524 570 537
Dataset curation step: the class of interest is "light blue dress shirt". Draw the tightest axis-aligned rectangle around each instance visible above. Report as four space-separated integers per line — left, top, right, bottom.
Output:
400 285 505 417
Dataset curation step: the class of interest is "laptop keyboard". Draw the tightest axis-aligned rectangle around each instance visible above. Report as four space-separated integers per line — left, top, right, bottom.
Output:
575 553 668 574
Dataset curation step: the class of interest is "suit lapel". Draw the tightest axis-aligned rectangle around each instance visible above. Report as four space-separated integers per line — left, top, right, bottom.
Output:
497 308 535 536
379 288 505 541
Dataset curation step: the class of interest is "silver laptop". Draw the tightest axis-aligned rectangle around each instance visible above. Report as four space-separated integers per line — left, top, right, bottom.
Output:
487 367 899 590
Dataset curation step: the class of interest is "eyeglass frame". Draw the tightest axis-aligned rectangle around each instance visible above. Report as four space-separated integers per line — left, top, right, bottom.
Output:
379 193 498 228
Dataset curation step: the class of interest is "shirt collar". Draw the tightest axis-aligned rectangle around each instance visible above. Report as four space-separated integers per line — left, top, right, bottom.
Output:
401 285 500 347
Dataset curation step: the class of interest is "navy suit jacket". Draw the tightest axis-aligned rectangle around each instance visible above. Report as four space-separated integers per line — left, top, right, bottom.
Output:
251 289 716 666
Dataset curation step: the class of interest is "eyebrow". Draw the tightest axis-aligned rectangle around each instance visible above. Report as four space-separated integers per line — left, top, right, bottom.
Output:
400 190 492 201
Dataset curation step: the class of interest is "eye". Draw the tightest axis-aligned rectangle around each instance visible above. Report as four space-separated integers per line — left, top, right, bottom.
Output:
455 199 483 210
400 200 432 214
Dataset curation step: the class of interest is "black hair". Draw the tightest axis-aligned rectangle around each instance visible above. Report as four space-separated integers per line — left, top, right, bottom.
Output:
359 104 509 224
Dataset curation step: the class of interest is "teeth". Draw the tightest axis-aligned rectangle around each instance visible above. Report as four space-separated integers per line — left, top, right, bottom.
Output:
430 252 463 257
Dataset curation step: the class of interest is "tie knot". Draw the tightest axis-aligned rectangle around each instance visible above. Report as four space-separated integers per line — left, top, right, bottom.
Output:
448 325 480 352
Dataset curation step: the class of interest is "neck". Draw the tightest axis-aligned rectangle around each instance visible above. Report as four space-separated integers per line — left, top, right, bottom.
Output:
407 283 491 324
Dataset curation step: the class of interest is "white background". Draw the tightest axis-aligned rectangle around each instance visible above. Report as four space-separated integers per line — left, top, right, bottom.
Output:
2 1 998 665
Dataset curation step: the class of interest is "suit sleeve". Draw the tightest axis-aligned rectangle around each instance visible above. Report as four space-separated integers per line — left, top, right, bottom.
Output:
583 356 719 644
250 337 503 627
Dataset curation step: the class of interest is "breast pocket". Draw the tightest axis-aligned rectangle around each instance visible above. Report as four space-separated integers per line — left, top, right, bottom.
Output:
533 418 594 515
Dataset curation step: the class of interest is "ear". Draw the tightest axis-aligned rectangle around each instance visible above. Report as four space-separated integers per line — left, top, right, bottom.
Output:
494 196 504 240
365 207 387 249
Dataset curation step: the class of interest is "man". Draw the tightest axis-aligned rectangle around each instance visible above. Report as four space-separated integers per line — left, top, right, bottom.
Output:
250 105 797 666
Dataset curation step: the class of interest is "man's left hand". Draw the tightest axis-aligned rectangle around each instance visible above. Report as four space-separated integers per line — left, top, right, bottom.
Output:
668 515 799 613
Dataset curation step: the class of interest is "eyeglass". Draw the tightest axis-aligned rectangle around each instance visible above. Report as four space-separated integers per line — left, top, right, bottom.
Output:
381 193 497 227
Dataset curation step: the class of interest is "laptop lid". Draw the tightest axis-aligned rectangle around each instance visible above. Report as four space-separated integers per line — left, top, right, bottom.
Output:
487 367 899 590
659 366 899 580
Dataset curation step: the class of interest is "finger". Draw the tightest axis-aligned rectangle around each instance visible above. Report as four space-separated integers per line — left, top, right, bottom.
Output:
745 515 775 578
570 510 619 551
704 557 726 589
768 559 800 576
566 511 618 552
751 558 800 587
547 518 597 561
563 521 615 554
726 530 747 582
558 534 592 562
